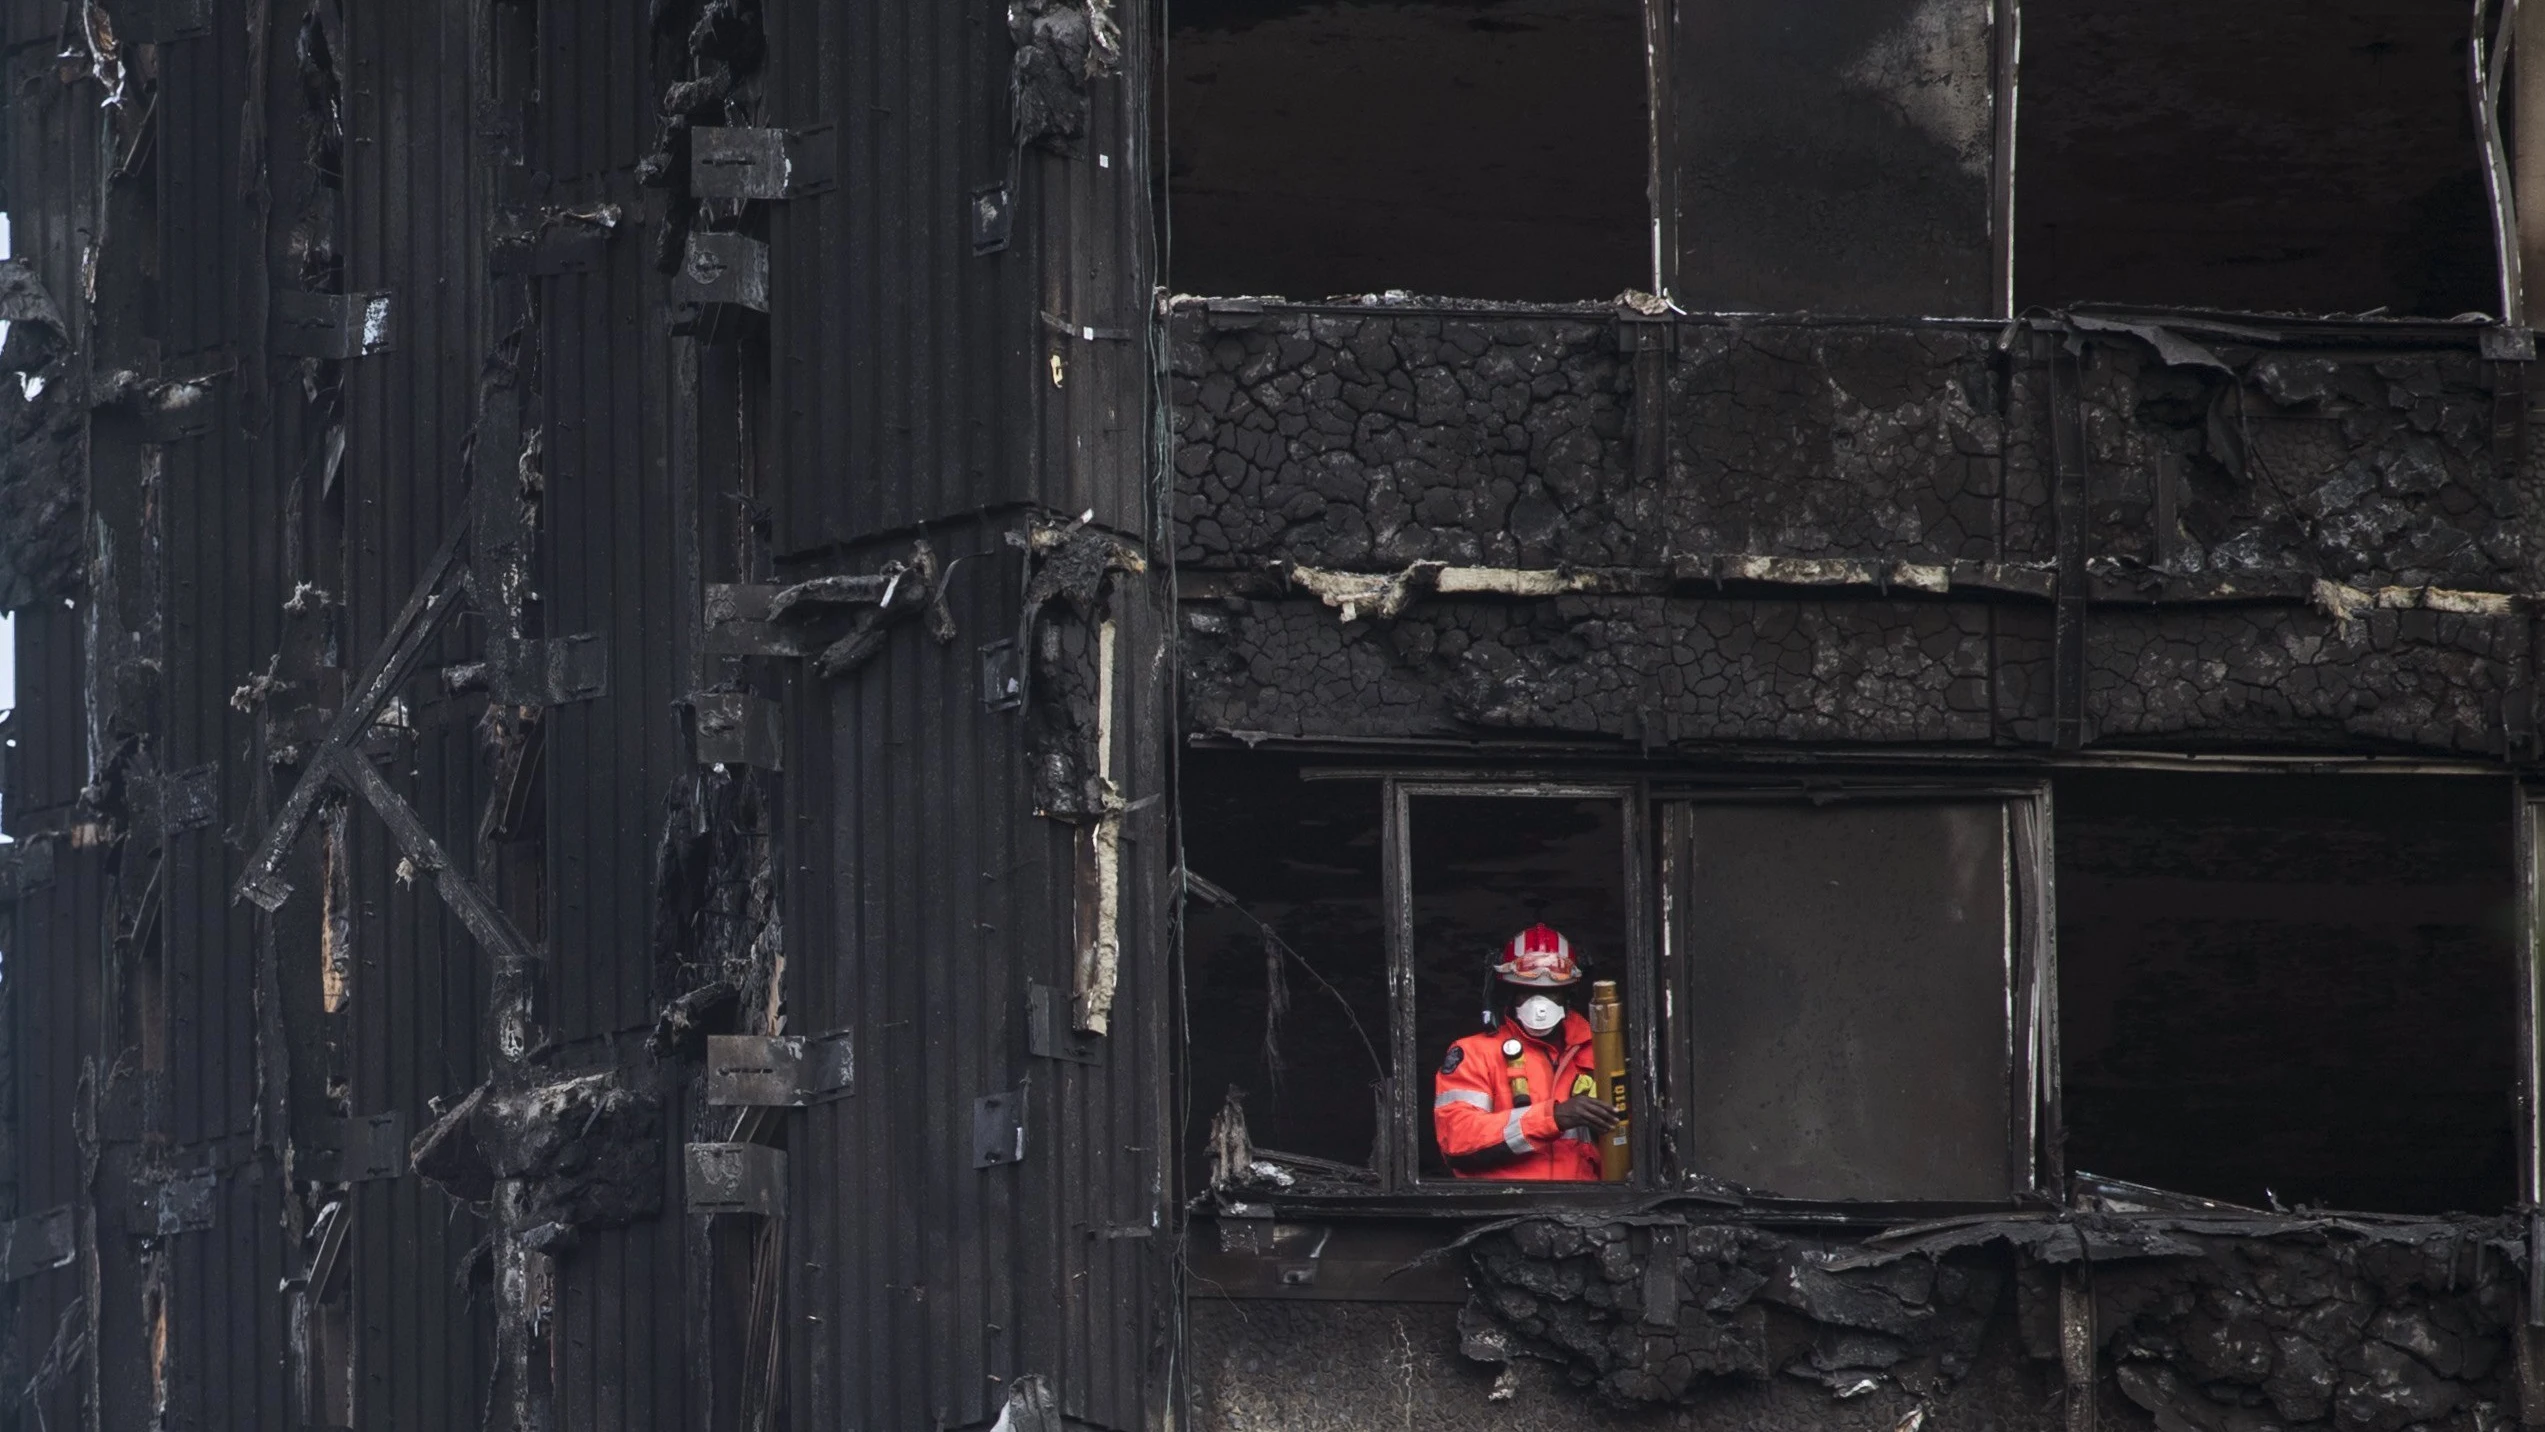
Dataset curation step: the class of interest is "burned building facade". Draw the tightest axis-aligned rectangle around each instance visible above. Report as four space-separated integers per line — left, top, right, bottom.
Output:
2 0 2544 1430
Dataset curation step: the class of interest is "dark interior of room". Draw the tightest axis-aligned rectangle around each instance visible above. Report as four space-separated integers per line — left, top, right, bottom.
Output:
1408 793 1627 1178
1164 0 1649 300
2057 772 2517 1215
2014 0 2495 317
1180 754 1391 1174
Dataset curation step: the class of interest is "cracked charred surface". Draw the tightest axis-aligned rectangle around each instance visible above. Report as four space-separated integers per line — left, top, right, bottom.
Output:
1191 1215 2527 1431
1184 592 2521 753
1172 305 2541 756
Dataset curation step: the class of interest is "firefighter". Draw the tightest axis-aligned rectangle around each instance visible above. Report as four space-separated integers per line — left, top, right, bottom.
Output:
1432 923 1618 1180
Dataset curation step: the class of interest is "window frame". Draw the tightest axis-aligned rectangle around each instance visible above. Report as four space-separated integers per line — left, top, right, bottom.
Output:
1382 778 1658 1195
1652 780 2058 1211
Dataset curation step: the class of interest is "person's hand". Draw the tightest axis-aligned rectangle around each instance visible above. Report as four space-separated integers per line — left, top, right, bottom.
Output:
1553 1096 1620 1134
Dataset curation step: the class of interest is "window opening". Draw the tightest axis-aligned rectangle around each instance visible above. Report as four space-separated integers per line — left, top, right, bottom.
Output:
2014 0 2494 316
1165 0 1650 301
1665 796 2038 1204
2056 772 2516 1214
1672 0 2002 316
1180 752 1391 1183
1400 787 1634 1185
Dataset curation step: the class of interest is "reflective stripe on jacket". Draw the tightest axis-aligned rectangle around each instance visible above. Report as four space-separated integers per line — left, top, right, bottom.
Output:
1431 1011 1601 1181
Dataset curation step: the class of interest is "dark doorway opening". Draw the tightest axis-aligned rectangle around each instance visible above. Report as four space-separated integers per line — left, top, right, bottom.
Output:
1165 0 1650 301
2014 0 2494 317
2056 772 2517 1214
1180 753 1391 1177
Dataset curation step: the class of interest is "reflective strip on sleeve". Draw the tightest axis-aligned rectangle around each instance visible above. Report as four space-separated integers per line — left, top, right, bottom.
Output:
1502 1107 1536 1155
1434 1089 1492 1111
1562 1127 1592 1143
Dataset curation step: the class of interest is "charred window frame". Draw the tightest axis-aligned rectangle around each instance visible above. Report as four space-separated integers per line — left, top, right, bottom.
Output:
1380 779 1655 1192
1655 783 2056 1210
2508 785 2543 1236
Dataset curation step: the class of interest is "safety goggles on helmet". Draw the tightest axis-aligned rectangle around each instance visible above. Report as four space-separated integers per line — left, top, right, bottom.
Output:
1493 923 1580 987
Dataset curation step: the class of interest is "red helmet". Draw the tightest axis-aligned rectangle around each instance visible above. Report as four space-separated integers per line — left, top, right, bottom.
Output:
1493 924 1580 987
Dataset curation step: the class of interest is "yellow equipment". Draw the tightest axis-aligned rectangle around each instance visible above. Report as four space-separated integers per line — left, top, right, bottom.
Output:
1588 979 1630 1181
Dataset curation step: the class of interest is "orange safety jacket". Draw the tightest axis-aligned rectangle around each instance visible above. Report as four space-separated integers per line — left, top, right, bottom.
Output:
1432 1010 1602 1181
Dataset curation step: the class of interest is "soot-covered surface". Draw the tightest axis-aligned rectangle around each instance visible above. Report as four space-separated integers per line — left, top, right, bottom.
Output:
2057 772 2518 1214
2015 0 2493 316
1166 0 1649 301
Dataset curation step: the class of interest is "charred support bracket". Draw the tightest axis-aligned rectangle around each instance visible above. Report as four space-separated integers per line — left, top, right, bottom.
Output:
487 633 609 706
1026 983 1103 1065
672 233 770 318
0 1206 74 1281
331 746 542 973
684 1142 787 1215
704 1033 853 1106
272 290 396 360
129 1169 218 1237
235 513 470 910
0 838 58 901
972 183 1015 254
161 761 218 832
689 125 836 200
314 1112 410 1182
693 692 784 769
973 1089 1027 1168
703 584 805 657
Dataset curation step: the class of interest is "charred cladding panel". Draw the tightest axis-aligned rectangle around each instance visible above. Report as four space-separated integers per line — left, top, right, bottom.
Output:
1674 0 1999 315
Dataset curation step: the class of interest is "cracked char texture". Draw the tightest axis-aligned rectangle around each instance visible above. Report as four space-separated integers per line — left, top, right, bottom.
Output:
1171 306 2541 755
1446 1216 2524 1427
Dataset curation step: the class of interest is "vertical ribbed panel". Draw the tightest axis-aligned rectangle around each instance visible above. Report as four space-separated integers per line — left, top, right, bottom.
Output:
340 1 496 1424
764 0 1042 552
785 518 1163 1432
539 197 683 1047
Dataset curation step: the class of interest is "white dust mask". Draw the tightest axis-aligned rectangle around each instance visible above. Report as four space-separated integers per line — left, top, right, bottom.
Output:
1514 994 1565 1035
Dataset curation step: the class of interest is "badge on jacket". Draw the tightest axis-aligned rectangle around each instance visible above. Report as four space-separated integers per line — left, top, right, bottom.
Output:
1441 1046 1465 1075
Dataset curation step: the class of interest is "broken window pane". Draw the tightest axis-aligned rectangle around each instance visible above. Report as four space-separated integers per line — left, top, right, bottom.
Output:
2015 0 2493 315
2057 773 2516 1214
1180 754 1391 1177
1166 0 1649 301
1670 799 2021 1202
1406 790 1630 1182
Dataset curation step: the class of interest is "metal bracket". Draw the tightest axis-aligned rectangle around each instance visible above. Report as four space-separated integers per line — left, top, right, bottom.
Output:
972 183 1015 254
690 125 837 200
488 634 609 705
2486 325 2538 362
0 1207 74 1281
272 290 395 360
163 762 219 833
672 233 770 315
980 639 1023 711
133 1169 218 1237
693 692 785 770
972 1089 1026 1168
318 1112 409 1182
1026 984 1102 1065
705 1032 853 1106
685 1142 787 1215
704 583 806 657
0 839 57 901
